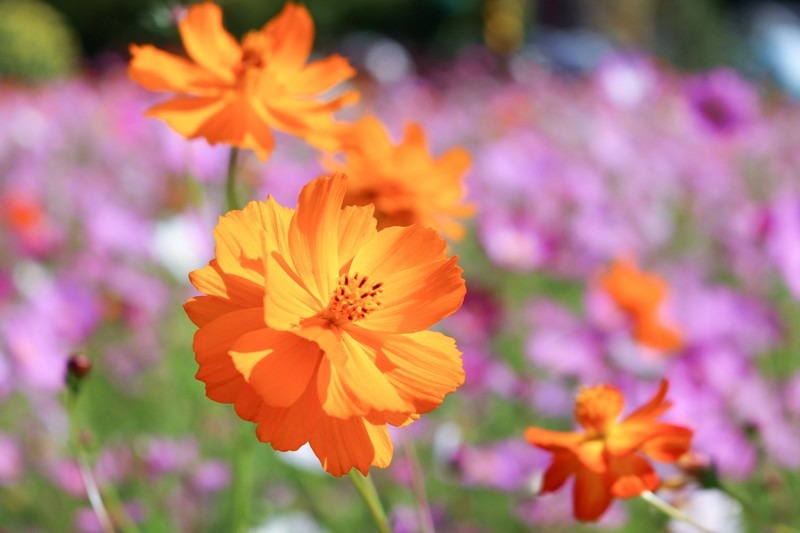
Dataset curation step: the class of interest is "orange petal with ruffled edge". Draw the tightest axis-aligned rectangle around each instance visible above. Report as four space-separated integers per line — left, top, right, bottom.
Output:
262 3 314 72
301 321 409 418
349 328 463 414
253 375 323 452
178 2 240 83
349 225 465 334
309 416 393 476
191 307 265 403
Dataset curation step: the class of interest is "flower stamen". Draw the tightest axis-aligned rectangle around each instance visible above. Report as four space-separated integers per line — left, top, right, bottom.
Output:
324 272 383 324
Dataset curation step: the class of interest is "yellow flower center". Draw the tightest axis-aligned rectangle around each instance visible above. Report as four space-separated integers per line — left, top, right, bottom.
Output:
323 272 383 324
574 385 624 435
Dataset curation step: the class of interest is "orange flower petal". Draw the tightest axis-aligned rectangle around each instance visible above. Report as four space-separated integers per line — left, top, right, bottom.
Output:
288 175 346 301
184 295 243 327
540 452 579 493
254 380 323 452
229 328 322 408
262 3 313 71
337 204 378 270
216 198 294 275
601 258 667 316
358 257 465 334
349 223 448 277
573 466 615 522
608 455 659 498
188 260 263 312
574 440 607 473
524 427 584 452
292 55 357 94
639 424 693 463
309 325 409 418
263 248 320 330
196 96 277 160
349 329 464 414
623 379 670 423
146 96 228 137
192 307 265 403
633 312 684 351
178 2 240 83
309 416 392 476
128 44 222 93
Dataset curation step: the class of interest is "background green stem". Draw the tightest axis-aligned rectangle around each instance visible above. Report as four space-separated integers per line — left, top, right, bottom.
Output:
640 490 717 533
348 470 391 533
67 393 115 533
401 433 436 533
225 147 241 212
230 426 254 533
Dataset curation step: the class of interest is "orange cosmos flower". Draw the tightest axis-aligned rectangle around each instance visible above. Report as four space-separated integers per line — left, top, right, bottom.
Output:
184 174 466 476
129 2 358 160
324 115 473 240
525 380 693 522
599 258 683 351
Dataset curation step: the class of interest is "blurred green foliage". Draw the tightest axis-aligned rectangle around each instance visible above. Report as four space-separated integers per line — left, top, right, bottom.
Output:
42 0 482 59
0 0 79 82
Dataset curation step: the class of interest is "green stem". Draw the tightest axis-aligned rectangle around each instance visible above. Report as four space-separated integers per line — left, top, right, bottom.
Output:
67 393 115 533
225 147 241 212
401 433 435 533
230 426 254 533
640 490 718 533
348 470 391 533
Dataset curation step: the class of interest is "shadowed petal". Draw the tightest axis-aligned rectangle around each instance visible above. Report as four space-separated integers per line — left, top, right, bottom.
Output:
192 308 265 403
309 416 392 476
229 328 322 407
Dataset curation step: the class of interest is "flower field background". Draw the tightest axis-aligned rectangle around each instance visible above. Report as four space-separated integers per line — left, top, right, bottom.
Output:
3 1 800 532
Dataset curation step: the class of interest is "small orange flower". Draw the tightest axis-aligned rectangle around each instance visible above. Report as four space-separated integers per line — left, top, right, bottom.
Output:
600 258 683 351
324 115 473 240
129 2 358 160
184 174 466 476
525 380 693 522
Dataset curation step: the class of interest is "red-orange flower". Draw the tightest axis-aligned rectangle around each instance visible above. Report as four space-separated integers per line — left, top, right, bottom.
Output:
324 115 473 240
184 174 466 475
525 380 693 521
129 2 358 160
600 258 683 351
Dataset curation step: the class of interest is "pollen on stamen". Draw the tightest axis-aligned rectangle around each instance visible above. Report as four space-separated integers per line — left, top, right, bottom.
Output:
323 272 384 324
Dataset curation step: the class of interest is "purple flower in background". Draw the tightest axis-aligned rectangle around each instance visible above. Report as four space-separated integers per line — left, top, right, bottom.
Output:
143 437 199 476
685 68 760 136
455 440 545 491
0 434 22 486
190 460 231 494
766 193 800 299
